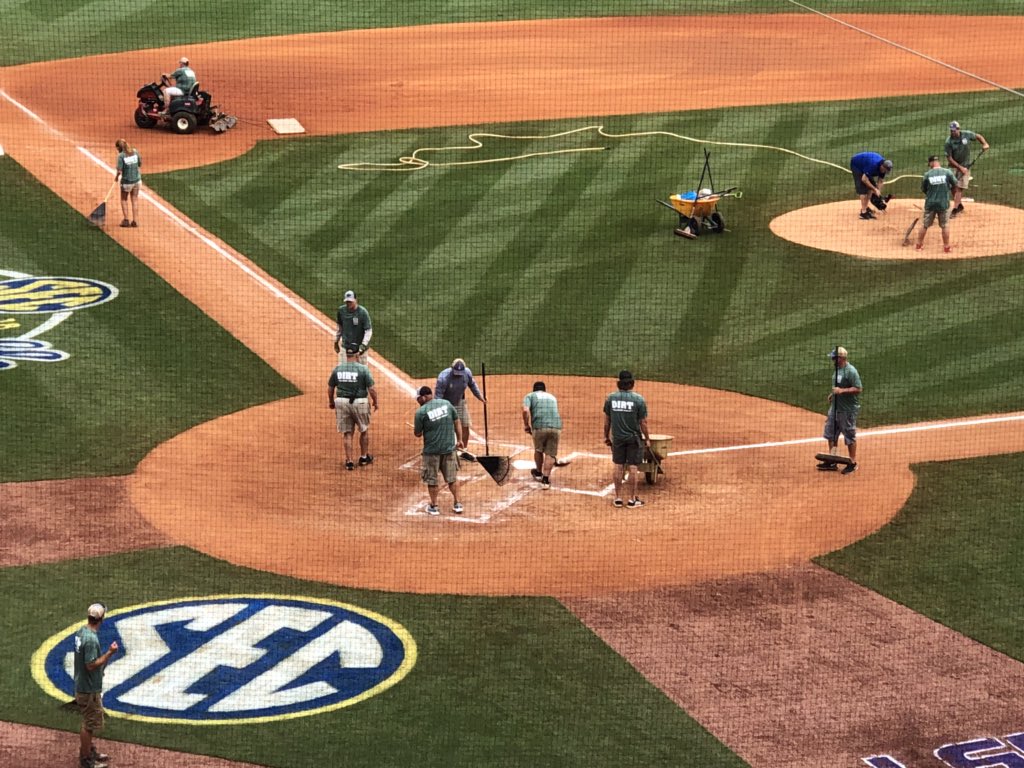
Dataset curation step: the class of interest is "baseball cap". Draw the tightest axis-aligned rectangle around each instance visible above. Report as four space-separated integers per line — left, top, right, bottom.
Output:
179 56 189 65
451 358 466 375
345 342 360 355
881 159 893 171
835 346 849 359
417 385 432 397
87 603 106 620
617 369 634 383
949 120 960 131
928 154 939 163
343 290 356 303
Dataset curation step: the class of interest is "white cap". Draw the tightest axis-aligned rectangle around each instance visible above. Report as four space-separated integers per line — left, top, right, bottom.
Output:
179 57 189 65
836 346 849 358
87 603 106 620
343 290 356 302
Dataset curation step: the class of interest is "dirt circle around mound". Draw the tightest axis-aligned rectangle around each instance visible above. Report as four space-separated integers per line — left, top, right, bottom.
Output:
770 199 1024 260
128 375 921 597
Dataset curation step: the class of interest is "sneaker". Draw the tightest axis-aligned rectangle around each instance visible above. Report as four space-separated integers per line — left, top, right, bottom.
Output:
943 246 952 253
842 462 858 475
91 748 109 762
345 460 355 471
119 219 130 227
613 498 624 508
816 460 837 470
951 204 964 218
130 221 138 228
81 758 108 768
359 455 374 466
540 476 551 490
915 243 923 250
426 504 440 516
530 468 543 480
452 502 464 515
859 210 875 220
626 497 645 508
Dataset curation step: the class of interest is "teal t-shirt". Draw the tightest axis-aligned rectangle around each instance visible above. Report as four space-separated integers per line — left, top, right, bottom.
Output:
944 129 977 165
171 66 196 93
74 626 104 694
329 362 373 399
921 167 957 212
415 399 458 455
336 305 372 347
603 390 648 443
523 391 562 430
116 151 141 184
832 363 862 414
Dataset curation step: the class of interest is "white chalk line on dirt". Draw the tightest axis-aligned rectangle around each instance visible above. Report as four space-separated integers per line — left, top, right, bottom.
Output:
75 146 418 398
787 0 1024 100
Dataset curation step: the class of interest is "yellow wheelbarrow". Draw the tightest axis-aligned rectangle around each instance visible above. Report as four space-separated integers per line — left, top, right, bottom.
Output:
656 188 740 238
624 434 673 485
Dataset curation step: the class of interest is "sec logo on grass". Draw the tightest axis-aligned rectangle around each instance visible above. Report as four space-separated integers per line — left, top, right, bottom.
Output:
31 595 417 724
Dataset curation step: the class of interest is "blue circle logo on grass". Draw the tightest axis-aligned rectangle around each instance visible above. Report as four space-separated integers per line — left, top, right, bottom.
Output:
31 595 417 725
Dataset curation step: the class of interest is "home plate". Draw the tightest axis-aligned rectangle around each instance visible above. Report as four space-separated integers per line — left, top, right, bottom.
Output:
267 118 305 135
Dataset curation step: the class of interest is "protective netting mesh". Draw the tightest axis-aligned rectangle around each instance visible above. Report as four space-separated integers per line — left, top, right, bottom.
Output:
2 2 1024 766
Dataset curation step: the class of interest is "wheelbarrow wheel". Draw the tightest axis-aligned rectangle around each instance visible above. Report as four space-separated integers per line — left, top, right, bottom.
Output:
709 212 725 233
689 217 701 236
644 467 659 485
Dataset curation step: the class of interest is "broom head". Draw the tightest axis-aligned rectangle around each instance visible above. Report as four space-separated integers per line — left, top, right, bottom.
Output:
478 454 511 486
87 202 106 227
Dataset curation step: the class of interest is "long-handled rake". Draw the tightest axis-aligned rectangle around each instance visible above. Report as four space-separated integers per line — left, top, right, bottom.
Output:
476 363 511 485
88 180 118 227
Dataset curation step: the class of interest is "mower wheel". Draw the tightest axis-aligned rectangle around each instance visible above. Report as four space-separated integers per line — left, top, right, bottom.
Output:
134 107 157 129
709 212 725 232
171 111 198 135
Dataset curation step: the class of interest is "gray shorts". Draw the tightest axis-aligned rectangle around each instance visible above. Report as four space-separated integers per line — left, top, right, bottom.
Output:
422 452 459 486
611 438 644 466
824 408 858 445
922 208 949 229
335 398 370 433
120 181 141 194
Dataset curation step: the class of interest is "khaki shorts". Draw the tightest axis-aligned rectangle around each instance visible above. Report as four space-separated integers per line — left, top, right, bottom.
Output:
532 427 561 458
454 399 471 428
120 181 141 194
922 208 949 229
335 398 370 433
954 169 971 189
76 692 104 733
421 452 459 486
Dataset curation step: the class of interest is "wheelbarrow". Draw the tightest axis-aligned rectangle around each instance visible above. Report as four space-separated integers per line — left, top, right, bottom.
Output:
657 191 731 239
625 434 673 485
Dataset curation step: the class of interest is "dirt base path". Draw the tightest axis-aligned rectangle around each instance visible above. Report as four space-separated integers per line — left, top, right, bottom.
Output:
772 199 1024 260
566 564 1024 767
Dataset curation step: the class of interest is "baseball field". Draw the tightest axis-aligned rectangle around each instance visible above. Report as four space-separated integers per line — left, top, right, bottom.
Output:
3 2 1024 766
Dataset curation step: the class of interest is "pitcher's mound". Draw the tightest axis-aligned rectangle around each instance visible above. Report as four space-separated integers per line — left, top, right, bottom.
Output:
770 200 1024 260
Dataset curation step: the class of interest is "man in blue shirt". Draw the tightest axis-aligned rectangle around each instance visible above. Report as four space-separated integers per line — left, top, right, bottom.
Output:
850 152 892 220
435 358 485 449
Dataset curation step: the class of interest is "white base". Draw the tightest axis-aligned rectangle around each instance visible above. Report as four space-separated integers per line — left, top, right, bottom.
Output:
267 118 305 135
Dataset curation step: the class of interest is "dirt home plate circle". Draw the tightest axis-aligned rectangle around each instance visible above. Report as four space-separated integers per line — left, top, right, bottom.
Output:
127 374 1023 597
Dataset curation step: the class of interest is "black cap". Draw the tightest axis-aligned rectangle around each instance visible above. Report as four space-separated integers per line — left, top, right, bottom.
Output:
345 342 360 355
617 369 634 382
417 385 432 397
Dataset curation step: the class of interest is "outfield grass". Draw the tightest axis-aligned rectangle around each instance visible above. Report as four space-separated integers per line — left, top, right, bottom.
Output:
2 0 1020 65
2 548 748 768
818 452 1024 661
149 90 1024 426
0 158 296 482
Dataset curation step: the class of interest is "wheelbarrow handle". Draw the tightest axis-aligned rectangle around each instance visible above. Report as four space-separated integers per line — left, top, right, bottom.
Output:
655 198 678 211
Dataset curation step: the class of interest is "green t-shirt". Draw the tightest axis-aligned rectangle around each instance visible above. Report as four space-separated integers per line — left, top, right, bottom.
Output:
74 626 104 694
944 129 977 165
523 391 562 430
921 167 957 212
336 305 372 347
832 362 862 414
328 362 373 399
415 399 459 455
116 151 141 184
171 66 196 93
603 390 648 443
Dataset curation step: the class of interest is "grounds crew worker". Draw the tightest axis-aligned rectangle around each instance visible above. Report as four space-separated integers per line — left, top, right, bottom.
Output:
915 155 958 254
334 290 372 364
817 347 863 475
75 603 119 768
603 369 651 508
945 120 990 218
849 151 892 220
414 385 464 516
522 380 562 490
328 342 379 470
170 56 196 94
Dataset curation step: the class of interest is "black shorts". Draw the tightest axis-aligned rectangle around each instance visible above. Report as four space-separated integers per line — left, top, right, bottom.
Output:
611 439 644 466
852 171 875 196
